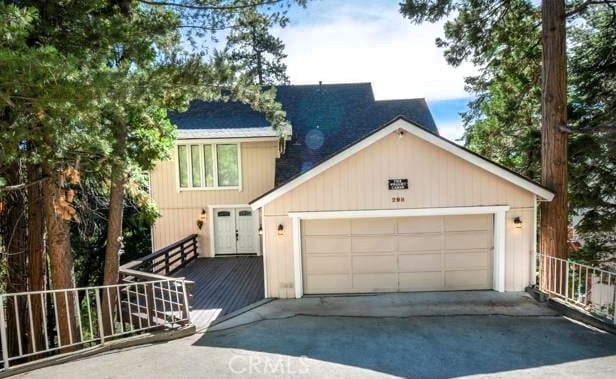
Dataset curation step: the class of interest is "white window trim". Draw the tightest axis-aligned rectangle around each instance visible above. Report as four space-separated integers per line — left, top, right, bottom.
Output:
176 142 242 192
289 205 510 299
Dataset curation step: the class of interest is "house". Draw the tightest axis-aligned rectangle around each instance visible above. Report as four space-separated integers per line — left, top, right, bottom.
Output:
149 82 554 299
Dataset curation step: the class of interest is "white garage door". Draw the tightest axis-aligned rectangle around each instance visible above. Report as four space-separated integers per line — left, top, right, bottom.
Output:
302 215 493 294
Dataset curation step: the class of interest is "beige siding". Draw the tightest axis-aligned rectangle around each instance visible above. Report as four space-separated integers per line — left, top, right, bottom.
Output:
264 133 534 215
263 131 537 298
262 216 295 298
150 140 278 255
505 208 535 291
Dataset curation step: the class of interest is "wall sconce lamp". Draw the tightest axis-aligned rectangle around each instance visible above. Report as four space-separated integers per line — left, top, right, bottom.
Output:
196 208 207 230
277 224 284 236
258 225 263 235
513 216 522 229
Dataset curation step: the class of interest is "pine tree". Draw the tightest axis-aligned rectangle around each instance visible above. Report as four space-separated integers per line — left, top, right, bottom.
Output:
225 8 290 85
399 0 616 266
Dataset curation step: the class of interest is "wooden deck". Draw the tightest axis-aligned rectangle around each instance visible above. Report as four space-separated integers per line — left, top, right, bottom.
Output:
173 256 264 328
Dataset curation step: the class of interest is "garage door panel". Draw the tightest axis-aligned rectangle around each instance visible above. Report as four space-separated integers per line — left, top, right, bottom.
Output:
353 273 396 290
351 218 395 235
398 253 442 272
397 216 442 234
444 231 491 250
304 255 349 274
352 255 396 273
303 219 350 236
302 215 494 294
305 274 352 293
304 236 350 253
351 236 395 253
444 250 490 270
399 272 444 291
398 234 442 252
444 215 492 232
445 270 491 289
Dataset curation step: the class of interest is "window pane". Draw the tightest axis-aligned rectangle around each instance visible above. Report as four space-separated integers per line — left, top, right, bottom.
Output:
190 145 202 187
217 144 239 187
203 144 214 187
178 145 188 188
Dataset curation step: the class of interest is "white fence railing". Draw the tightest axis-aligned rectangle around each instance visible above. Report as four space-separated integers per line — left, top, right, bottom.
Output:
0 278 191 371
537 253 616 324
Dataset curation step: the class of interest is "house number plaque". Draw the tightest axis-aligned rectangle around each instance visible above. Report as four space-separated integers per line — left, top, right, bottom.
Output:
388 178 408 190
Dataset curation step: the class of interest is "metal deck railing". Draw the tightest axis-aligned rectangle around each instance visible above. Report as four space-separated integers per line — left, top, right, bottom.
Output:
537 253 616 324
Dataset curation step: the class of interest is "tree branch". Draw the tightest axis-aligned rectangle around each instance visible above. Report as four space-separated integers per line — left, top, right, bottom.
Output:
559 124 616 134
0 177 49 192
138 0 284 11
565 0 616 17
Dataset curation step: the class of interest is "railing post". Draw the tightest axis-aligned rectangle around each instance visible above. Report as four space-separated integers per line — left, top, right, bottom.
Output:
180 242 186 268
145 283 156 325
0 296 9 369
181 281 191 325
564 259 570 303
95 290 105 345
165 252 170 276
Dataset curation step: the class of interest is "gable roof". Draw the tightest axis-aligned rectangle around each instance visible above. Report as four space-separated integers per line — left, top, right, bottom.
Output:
169 82 438 185
250 117 554 209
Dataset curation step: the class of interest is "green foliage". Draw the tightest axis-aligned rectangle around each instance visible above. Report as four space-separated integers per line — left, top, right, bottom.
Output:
1 1 305 289
568 9 616 259
399 1 616 260
225 8 290 85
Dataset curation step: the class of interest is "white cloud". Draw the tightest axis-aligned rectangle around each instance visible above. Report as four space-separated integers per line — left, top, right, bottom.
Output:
437 121 466 144
275 2 477 101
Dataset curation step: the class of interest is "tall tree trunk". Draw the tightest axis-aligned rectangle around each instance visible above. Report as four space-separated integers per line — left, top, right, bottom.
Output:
3 162 28 358
27 163 46 354
540 1 568 287
102 123 127 336
41 167 80 349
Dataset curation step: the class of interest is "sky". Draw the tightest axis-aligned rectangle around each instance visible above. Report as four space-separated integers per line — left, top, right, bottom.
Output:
273 0 477 143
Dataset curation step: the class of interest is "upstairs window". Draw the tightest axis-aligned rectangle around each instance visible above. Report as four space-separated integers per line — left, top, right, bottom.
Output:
177 143 240 189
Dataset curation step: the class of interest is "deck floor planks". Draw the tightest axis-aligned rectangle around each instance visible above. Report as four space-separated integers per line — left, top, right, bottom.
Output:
173 256 264 328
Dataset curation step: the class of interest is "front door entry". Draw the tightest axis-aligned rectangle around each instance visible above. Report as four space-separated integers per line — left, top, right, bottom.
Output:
214 208 256 255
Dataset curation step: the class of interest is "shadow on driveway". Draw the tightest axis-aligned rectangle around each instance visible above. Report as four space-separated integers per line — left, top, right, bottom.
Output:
196 315 616 378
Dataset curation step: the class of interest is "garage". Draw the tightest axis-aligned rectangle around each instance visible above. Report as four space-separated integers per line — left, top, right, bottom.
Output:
302 215 493 294
251 118 555 298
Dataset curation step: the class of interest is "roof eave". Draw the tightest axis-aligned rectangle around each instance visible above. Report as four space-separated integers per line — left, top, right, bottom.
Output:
251 116 555 209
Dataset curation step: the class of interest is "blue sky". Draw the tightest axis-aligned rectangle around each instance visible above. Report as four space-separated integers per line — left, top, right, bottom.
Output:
272 0 477 143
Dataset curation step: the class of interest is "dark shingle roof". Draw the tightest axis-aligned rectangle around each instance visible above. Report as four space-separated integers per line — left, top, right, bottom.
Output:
169 83 439 185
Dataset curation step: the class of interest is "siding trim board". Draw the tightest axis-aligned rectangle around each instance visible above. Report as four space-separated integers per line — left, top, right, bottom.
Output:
251 118 554 210
289 206 509 298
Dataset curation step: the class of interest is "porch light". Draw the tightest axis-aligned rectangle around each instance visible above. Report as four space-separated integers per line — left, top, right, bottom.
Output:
196 208 207 230
277 224 284 235
258 225 263 235
513 216 522 228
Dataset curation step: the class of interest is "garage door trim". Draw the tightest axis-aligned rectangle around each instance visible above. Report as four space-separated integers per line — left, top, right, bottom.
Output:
290 206 509 298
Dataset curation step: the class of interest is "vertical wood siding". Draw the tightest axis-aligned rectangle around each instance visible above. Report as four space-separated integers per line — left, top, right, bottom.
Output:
150 141 278 255
263 131 538 298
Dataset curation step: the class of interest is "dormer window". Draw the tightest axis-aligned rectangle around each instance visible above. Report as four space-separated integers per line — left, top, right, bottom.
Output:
177 143 240 189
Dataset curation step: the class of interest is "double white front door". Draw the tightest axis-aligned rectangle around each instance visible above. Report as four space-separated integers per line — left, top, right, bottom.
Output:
214 207 257 255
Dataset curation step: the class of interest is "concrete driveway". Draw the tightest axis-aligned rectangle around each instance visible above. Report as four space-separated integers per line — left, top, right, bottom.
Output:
17 292 616 379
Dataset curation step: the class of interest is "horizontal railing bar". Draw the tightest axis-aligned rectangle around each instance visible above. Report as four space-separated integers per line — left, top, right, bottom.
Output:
119 234 198 271
0 279 187 298
537 253 616 276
